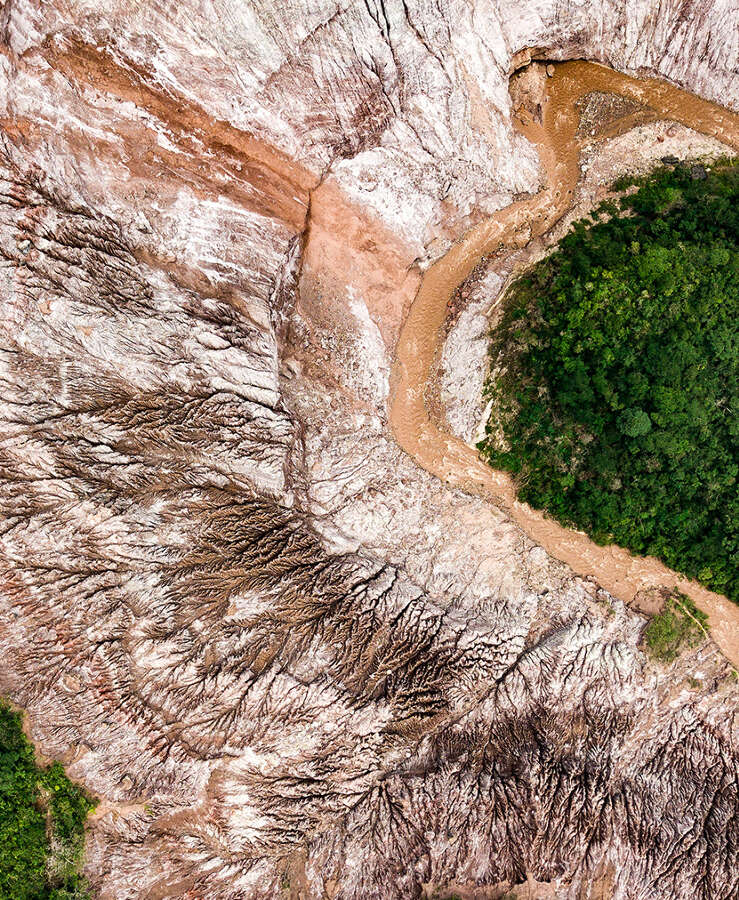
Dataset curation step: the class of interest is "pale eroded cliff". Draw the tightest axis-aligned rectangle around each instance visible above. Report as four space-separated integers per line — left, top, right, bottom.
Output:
0 2 737 898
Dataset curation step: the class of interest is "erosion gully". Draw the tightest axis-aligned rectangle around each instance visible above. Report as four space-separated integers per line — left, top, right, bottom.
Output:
389 60 739 667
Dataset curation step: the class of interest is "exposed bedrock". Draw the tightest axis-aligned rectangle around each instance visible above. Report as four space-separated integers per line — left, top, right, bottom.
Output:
0 1 737 898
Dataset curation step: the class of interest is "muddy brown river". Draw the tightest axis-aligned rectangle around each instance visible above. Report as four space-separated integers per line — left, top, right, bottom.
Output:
389 60 739 667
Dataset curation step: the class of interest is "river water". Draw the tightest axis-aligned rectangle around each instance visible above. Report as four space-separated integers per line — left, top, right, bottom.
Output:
389 60 739 666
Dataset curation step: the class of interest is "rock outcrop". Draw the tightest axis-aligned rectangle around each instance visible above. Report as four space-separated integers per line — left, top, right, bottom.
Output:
0 2 737 898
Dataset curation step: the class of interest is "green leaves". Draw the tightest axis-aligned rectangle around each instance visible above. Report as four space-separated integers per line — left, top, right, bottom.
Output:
480 160 739 601
618 408 652 438
643 592 708 662
0 702 94 900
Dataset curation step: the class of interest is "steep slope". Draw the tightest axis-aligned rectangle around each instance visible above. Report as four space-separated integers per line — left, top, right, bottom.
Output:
0 2 737 898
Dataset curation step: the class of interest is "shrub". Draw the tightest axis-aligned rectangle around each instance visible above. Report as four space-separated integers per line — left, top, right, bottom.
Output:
0 701 94 900
478 160 739 601
642 591 708 662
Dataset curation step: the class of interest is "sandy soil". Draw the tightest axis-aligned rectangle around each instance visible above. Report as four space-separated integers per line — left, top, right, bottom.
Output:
389 60 739 668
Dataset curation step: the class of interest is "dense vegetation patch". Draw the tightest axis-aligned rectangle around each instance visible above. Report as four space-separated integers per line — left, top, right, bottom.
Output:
642 591 708 662
478 160 738 600
0 700 94 900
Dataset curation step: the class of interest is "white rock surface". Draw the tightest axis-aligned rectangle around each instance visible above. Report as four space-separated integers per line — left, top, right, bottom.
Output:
0 2 737 899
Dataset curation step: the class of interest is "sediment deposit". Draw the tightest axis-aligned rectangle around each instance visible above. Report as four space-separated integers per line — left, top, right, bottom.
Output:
0 2 737 898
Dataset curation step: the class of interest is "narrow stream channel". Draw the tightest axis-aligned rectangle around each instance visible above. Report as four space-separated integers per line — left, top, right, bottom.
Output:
389 59 739 667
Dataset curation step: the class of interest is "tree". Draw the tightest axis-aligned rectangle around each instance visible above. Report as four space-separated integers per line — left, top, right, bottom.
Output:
479 160 739 601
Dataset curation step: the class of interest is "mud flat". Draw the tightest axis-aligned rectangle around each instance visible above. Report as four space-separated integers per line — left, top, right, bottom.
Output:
390 60 739 666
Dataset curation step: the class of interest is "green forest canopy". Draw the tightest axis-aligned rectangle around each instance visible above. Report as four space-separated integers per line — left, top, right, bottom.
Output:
0 700 94 900
478 159 738 602
642 591 708 663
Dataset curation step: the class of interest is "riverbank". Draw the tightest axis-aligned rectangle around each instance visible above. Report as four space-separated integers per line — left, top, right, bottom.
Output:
389 59 739 667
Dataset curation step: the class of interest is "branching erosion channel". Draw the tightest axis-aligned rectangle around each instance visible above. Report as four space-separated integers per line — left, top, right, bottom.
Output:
389 60 739 667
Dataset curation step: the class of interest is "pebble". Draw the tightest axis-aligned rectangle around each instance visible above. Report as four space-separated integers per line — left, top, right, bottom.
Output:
546 64 555 77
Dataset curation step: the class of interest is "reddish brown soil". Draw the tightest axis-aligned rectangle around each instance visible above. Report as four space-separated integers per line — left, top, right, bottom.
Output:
299 178 421 350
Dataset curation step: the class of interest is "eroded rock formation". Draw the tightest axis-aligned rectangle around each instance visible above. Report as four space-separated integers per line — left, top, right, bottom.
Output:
0 2 737 898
